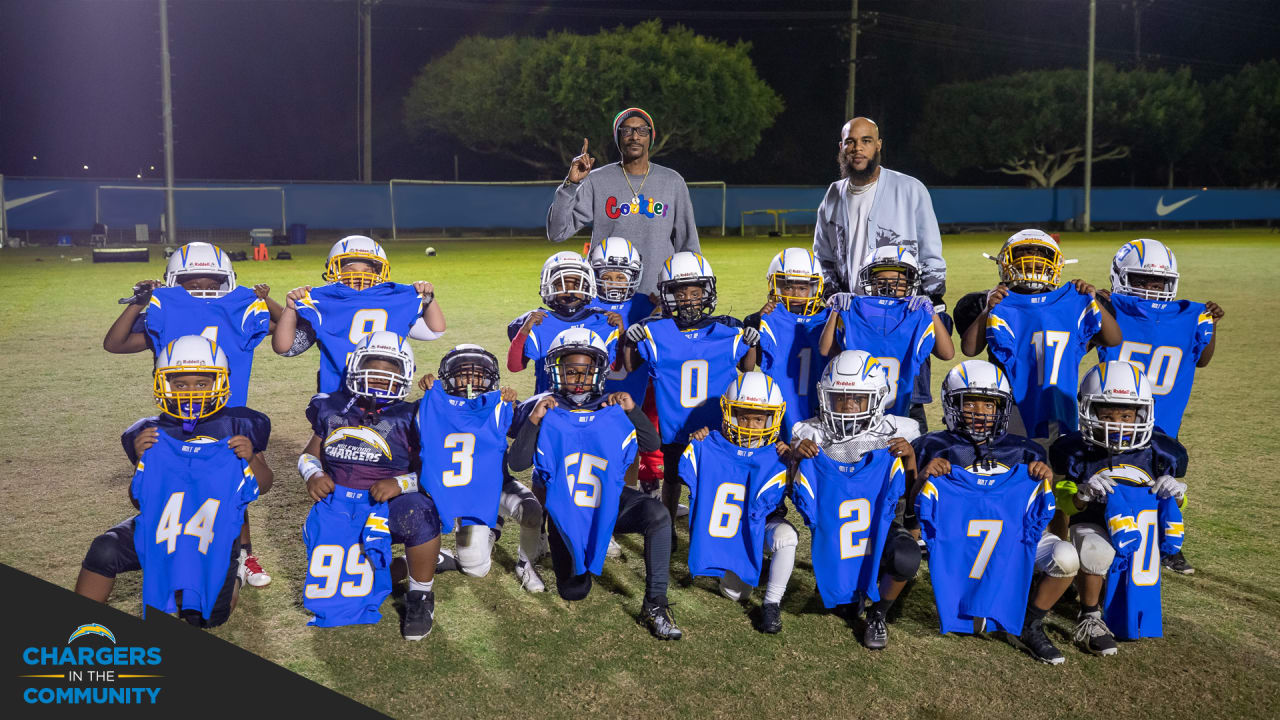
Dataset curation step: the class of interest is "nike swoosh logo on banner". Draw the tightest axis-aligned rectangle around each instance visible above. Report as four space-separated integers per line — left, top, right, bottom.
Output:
1155 194 1197 216
2 191 59 211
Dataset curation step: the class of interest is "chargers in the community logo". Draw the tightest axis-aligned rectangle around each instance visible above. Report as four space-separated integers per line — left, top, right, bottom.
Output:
19 624 163 705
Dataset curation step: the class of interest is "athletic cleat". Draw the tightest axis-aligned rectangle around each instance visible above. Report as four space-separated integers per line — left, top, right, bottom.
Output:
606 537 623 558
758 602 782 634
1074 610 1118 656
435 548 460 573
239 550 271 587
676 503 690 520
1014 616 1065 665
1162 550 1195 575
863 609 889 650
641 601 683 640
401 590 435 640
515 559 546 593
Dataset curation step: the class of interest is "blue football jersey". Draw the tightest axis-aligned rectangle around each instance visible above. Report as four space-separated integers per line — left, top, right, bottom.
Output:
303 485 393 627
677 432 789 585
121 407 271 467
294 282 424 393
792 449 906 608
1049 430 1188 530
515 307 620 395
1097 293 1215 438
145 286 271 407
755 306 831 441
1103 484 1184 640
417 383 514 530
916 466 1055 634
590 295 656 405
912 430 1047 478
835 297 936 417
307 390 419 491
130 433 259 620
635 318 749 445
533 404 639 576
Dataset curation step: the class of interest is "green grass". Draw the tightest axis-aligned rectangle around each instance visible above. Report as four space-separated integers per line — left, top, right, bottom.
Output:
1 229 1278 718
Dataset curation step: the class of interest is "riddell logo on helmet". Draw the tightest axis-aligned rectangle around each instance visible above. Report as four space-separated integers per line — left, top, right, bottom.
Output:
605 194 668 219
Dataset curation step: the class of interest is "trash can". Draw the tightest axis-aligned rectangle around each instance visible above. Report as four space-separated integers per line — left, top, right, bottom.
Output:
289 223 307 245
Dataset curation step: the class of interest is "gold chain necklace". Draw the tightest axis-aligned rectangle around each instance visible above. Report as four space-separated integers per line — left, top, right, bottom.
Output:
620 162 651 206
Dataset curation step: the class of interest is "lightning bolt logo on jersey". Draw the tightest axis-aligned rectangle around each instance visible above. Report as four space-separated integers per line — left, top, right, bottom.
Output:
303 485 393 627
792 449 905 608
590 294 656 405
144 286 270 407
986 285 1103 436
755 306 831 441
514 308 619 396
635 318 749 445
130 433 259 620
417 383 514 530
121 407 271 466
912 430 1047 479
915 466 1055 635
1096 293 1215 437
1103 483 1184 640
677 432 789 585
533 404 638 576
307 390 418 491
294 283 423 393
1048 430 1187 530
834 297 935 417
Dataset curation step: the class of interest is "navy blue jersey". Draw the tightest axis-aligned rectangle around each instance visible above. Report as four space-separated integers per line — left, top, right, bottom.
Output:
417 384 514 530
509 307 620 396
835 297 936 417
1103 484 1184 640
121 407 271 467
590 295 656 405
307 390 420 491
294 282 423 393
916 466 1055 635
1097 293 1215 437
303 485 393 627
635 317 749 445
792 449 906 608
912 430 1047 478
752 306 831 442
986 285 1103 437
144 286 271 407
1048 431 1188 529
677 432 789 585
533 404 638 576
131 433 258 620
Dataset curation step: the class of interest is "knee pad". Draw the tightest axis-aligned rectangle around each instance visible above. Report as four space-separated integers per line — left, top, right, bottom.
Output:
455 525 493 577
886 533 922 581
515 498 543 530
719 571 751 602
1077 533 1116 575
82 530 132 579
388 493 441 548
557 574 592 602
770 523 798 552
640 497 671 532
1044 539 1080 578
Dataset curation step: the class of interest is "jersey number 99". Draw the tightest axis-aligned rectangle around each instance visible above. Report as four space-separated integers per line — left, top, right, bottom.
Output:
305 543 374 599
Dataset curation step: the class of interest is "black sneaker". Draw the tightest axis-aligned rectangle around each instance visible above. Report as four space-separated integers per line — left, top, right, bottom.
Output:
1162 550 1195 575
758 602 782 634
1015 616 1065 665
641 600 683 640
863 609 888 650
402 590 435 641
1073 610 1118 656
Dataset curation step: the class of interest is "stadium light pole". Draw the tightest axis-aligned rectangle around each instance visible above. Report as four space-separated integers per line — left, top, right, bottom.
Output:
845 0 859 119
159 0 178 243
1083 0 1096 233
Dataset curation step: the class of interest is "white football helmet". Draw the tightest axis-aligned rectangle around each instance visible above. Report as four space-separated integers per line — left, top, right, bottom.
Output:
766 248 824 315
941 360 1014 442
325 235 390 288
164 242 236 298
540 251 597 314
1110 238 1179 301
989 229 1066 292
437 344 500 399
657 251 717 324
857 246 920 298
154 334 231 420
1079 360 1155 452
721 371 786 448
346 330 415 402
589 237 643 302
817 350 891 441
546 327 610 406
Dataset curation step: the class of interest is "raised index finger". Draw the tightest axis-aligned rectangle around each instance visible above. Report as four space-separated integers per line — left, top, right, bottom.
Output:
580 138 589 156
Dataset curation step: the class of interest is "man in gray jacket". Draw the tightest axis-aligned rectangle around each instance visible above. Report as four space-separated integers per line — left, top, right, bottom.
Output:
546 107 700 297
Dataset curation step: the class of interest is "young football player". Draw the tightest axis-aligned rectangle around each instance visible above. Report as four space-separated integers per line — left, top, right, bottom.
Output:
1095 238 1224 574
507 251 621 395
272 235 446 393
789 350 919 649
506 329 680 639
678 372 794 634
912 360 1075 664
745 248 831 442
820 247 955 427
1049 360 1188 656
417 344 547 592
299 331 442 640
620 251 760 521
76 335 274 627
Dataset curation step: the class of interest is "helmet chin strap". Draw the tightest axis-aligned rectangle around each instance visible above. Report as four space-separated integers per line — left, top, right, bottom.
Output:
179 400 203 432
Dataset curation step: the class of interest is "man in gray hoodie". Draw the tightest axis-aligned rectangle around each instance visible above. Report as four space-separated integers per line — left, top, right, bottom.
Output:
546 108 700 297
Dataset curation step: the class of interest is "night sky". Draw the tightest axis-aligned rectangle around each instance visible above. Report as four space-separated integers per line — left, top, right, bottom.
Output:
2 0 1276 186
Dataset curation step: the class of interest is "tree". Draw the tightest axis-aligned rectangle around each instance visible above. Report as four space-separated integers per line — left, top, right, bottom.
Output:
1206 60 1280 188
1114 67 1205 188
403 21 783 175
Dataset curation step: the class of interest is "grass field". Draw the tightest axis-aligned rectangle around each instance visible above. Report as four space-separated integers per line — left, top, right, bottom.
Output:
1 229 1278 718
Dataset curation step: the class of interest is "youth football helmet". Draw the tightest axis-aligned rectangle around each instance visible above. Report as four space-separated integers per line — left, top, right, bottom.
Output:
1110 238 1179 301
346 330 415 402
154 334 231 420
589 237 643 303
941 360 1014 443
164 242 236 298
766 248 825 315
657 251 717 325
857 246 920 298
989 229 1066 292
1079 360 1155 452
721 371 786 448
545 327 610 406
540 251 597 314
324 235 391 288
437 344 500 399
816 350 891 441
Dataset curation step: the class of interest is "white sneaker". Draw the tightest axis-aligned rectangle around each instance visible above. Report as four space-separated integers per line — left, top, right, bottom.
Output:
677 503 690 520
606 537 623 558
515 560 546 593
238 549 271 587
